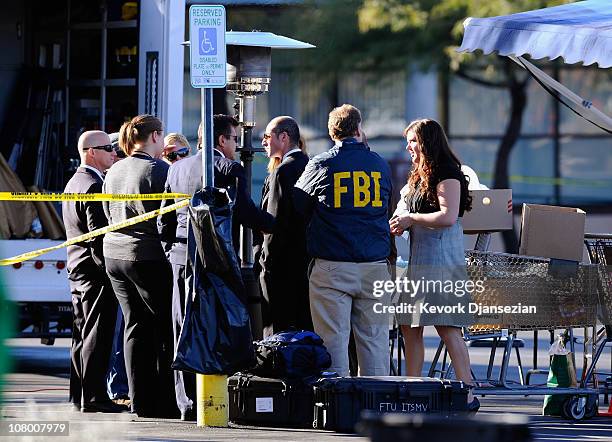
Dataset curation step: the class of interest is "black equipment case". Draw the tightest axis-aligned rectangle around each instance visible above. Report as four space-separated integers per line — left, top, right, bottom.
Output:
313 376 469 432
228 373 314 428
358 411 531 442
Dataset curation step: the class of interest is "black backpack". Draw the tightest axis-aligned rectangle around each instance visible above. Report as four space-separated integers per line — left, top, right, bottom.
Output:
252 330 332 379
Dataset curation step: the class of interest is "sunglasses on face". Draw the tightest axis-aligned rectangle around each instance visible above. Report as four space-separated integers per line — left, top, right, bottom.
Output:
83 144 114 152
164 147 190 161
225 134 238 142
263 130 286 141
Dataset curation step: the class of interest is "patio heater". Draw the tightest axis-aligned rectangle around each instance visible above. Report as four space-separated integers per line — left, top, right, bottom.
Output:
226 32 314 339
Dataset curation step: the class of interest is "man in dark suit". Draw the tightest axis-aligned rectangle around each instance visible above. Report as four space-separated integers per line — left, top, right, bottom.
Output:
259 116 312 336
62 130 123 413
158 114 274 420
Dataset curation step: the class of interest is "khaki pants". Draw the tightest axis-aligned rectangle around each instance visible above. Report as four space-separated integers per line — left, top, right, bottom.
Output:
309 259 391 377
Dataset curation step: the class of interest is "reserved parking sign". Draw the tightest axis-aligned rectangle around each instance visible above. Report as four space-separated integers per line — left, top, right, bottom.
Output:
189 5 226 88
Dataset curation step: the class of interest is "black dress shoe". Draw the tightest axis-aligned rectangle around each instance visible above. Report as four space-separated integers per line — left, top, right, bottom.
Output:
180 408 196 421
81 400 129 413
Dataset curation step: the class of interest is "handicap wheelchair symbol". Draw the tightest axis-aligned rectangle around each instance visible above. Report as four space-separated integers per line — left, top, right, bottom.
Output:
201 32 214 54
199 29 217 56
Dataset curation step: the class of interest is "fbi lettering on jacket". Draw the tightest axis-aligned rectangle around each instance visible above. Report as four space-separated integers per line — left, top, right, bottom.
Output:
333 171 383 208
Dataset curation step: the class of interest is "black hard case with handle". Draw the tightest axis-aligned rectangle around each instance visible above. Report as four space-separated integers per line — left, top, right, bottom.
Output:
313 376 469 432
228 373 314 428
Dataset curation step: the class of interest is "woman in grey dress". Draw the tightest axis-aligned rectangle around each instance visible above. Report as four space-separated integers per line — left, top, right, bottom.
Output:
389 119 478 411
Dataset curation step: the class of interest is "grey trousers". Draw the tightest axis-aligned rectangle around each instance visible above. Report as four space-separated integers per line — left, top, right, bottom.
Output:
171 262 195 414
309 259 391 377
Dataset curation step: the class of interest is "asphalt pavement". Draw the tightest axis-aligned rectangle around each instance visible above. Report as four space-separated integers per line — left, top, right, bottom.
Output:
3 333 612 441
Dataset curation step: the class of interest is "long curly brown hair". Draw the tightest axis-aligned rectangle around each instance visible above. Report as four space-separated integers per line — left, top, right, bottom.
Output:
405 119 472 212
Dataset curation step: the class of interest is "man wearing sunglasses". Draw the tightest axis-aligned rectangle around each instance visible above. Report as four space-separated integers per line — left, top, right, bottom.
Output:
259 116 312 337
62 130 124 413
158 115 274 421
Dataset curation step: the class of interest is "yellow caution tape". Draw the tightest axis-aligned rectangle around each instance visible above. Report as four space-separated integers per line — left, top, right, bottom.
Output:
476 173 612 188
0 192 190 202
0 199 190 266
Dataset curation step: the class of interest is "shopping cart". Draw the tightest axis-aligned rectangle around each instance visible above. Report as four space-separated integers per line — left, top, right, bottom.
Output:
581 233 612 416
428 247 601 420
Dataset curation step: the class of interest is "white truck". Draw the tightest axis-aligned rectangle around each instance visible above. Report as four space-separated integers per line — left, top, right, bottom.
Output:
0 1 185 345
0 240 71 345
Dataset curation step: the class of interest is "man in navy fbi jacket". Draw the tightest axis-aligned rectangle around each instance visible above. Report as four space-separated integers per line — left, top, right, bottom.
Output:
294 104 394 377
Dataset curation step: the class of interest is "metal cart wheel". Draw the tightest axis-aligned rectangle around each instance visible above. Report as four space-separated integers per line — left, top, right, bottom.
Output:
562 396 587 421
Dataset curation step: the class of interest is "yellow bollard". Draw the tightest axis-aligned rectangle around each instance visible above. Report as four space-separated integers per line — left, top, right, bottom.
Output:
196 374 229 427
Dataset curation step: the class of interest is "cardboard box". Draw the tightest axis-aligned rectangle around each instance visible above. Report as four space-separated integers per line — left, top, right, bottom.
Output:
519 204 586 262
462 189 513 234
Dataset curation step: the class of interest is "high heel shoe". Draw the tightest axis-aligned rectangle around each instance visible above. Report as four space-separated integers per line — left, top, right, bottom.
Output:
467 384 480 414
468 396 481 413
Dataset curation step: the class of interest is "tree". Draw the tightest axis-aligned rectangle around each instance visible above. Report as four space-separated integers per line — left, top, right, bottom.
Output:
226 1 574 252
227 1 409 71
355 0 574 252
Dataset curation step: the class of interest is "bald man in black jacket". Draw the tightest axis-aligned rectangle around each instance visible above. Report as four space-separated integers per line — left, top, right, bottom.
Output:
62 130 123 413
259 116 312 336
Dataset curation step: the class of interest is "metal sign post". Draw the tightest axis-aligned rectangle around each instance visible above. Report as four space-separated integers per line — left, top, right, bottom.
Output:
200 88 214 187
188 4 227 428
189 4 226 188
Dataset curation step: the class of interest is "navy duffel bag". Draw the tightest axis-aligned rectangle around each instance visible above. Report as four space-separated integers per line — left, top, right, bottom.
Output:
252 330 332 379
